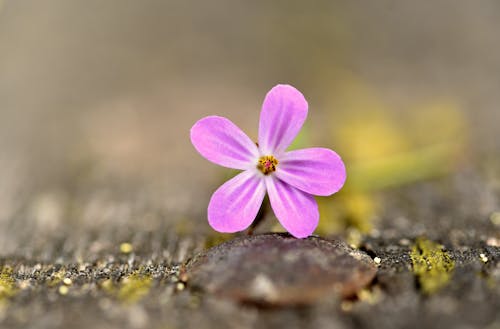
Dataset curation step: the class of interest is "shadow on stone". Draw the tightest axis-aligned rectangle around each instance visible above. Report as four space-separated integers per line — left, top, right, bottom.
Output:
185 233 377 306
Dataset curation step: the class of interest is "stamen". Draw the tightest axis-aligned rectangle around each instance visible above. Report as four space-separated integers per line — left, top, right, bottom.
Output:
257 155 278 175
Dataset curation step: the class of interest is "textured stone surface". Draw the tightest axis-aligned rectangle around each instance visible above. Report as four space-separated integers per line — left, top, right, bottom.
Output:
186 233 377 305
0 2 500 328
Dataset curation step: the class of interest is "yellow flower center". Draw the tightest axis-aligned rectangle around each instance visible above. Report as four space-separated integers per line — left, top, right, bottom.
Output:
257 155 278 175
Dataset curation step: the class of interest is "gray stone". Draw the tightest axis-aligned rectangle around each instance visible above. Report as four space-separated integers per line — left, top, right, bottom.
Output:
185 233 377 306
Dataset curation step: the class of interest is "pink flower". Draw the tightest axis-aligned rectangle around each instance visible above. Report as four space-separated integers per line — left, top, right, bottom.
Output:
190 84 346 238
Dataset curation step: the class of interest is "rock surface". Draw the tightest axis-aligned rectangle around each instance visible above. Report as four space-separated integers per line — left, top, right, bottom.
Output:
0 2 499 325
186 233 377 305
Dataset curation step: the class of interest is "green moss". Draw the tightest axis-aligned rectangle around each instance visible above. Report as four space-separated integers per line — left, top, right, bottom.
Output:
204 233 235 249
0 267 17 303
316 191 376 235
410 237 455 295
47 269 66 287
118 272 152 303
101 270 152 303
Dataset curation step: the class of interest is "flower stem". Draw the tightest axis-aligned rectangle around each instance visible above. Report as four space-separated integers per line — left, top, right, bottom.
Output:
247 197 269 235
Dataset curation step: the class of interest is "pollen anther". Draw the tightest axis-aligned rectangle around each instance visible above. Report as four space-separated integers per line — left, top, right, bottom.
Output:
257 155 278 175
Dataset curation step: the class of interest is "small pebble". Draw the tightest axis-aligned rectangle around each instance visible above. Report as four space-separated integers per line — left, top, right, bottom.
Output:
490 212 500 226
486 237 499 247
18 280 30 290
479 253 488 263
399 238 410 246
341 301 353 312
120 242 133 254
347 230 362 248
357 289 378 303
63 278 72 285
374 257 382 265
58 285 69 295
176 282 185 291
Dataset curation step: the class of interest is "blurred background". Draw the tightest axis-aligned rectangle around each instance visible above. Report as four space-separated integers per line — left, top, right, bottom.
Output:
0 0 499 257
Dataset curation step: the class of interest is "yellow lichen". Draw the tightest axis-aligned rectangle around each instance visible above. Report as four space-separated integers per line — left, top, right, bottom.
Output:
204 233 235 249
0 267 17 304
357 286 382 305
47 269 66 287
100 278 115 293
410 237 455 295
316 191 376 234
101 270 152 304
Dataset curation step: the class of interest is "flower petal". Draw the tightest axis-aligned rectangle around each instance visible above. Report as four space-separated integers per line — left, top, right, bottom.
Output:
208 170 266 233
276 148 346 196
258 84 308 155
191 116 259 170
265 177 318 238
